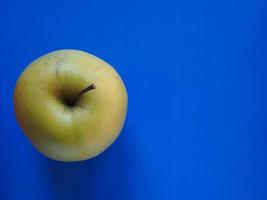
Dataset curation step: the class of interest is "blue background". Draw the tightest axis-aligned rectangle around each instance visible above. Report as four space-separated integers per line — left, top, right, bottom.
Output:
0 0 267 199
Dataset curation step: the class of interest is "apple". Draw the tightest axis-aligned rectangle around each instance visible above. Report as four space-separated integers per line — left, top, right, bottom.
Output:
14 49 128 162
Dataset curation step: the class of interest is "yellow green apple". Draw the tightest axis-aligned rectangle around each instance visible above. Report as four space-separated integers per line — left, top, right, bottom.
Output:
14 49 128 162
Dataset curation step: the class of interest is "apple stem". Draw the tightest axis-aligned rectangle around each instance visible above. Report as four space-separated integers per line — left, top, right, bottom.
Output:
68 84 96 106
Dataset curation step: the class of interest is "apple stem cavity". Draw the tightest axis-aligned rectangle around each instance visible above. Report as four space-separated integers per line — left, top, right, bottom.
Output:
68 84 96 106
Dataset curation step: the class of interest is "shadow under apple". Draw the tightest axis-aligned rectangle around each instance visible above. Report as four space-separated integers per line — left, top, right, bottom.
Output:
43 122 136 200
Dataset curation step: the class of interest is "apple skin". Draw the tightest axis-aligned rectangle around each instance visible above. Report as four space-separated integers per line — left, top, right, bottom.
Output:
14 49 127 162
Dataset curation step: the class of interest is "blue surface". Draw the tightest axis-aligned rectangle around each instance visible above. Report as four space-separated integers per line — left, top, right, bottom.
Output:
0 0 267 199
